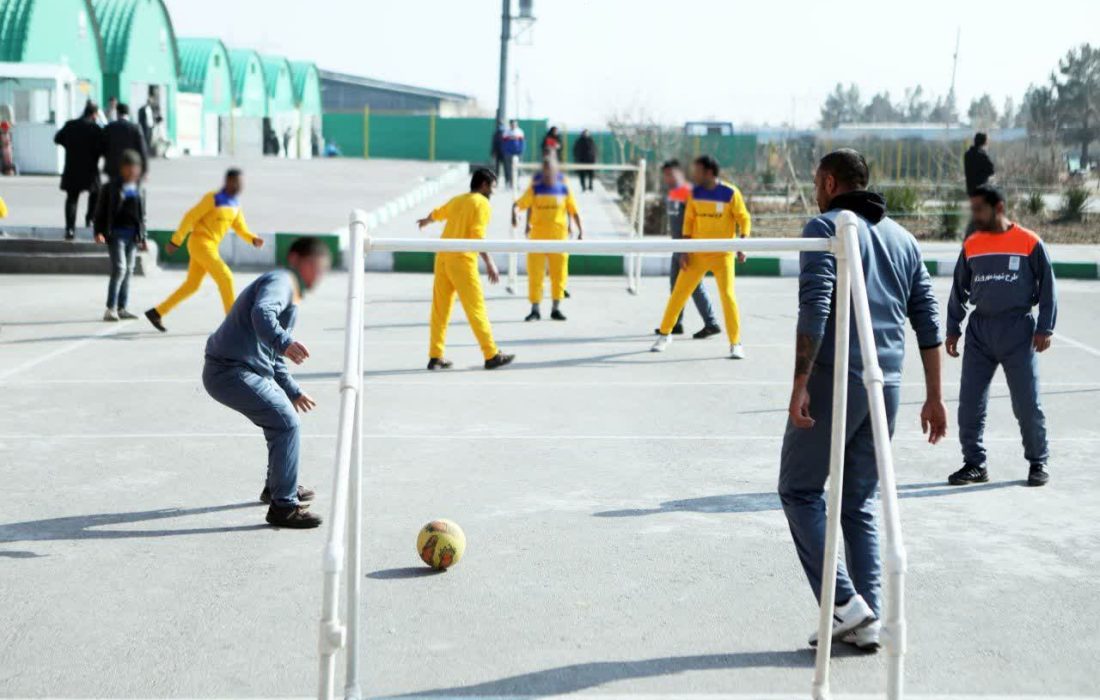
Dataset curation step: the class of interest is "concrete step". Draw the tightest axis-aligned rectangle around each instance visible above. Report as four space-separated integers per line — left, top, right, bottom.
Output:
0 236 159 275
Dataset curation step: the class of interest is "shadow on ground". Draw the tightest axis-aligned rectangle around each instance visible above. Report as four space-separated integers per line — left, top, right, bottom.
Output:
593 481 1028 517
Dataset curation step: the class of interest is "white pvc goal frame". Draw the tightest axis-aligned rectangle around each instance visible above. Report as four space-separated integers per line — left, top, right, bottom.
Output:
318 210 907 700
510 155 648 295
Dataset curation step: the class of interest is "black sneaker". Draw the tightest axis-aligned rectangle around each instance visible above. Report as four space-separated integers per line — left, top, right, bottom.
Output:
693 325 722 340
550 309 566 321
427 358 453 370
144 308 166 333
653 324 685 336
948 463 989 485
260 484 316 505
525 308 541 322
1027 463 1050 487
64 228 75 241
484 352 515 370
266 503 323 529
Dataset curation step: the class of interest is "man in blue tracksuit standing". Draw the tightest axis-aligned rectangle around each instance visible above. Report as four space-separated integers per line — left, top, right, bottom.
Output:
779 149 947 651
945 184 1057 488
202 237 332 529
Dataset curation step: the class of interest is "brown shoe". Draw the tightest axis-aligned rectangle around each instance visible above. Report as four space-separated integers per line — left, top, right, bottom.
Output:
266 503 323 529
259 484 315 505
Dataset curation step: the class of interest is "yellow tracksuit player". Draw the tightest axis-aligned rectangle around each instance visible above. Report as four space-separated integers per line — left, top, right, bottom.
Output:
416 167 515 371
145 168 263 332
512 158 584 322
652 155 751 359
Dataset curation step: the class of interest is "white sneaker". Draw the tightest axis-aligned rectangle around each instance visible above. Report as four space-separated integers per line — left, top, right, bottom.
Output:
807 594 876 646
842 620 881 652
103 308 119 322
651 334 672 353
117 308 138 320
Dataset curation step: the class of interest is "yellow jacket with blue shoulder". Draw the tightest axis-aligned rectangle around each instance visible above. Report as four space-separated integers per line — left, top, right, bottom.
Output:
683 181 751 239
170 190 258 247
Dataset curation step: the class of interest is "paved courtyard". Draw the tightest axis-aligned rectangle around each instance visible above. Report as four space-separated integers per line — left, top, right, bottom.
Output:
2 265 1099 698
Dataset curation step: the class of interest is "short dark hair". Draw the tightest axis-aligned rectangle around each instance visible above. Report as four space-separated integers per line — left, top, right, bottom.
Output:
661 159 681 172
970 183 1005 208
287 236 331 259
470 167 497 191
693 155 720 176
120 149 142 168
225 168 242 180
818 148 869 190
116 103 130 117
82 100 98 119
974 132 988 147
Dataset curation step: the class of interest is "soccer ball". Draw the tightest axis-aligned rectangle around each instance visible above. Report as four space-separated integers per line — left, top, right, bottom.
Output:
417 519 466 570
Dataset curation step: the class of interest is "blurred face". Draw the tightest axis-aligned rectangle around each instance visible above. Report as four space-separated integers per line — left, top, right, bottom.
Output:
119 161 142 183
691 162 715 186
813 168 840 213
292 251 332 291
661 167 682 189
969 195 1001 231
224 174 243 196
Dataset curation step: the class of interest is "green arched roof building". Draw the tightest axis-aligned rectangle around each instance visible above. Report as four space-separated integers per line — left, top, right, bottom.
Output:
0 0 104 103
289 60 321 117
227 48 265 118
177 37 231 114
260 53 294 116
92 0 179 138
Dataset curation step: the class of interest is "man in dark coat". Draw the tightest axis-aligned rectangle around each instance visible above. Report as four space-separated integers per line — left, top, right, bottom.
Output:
964 132 995 195
572 129 598 191
102 103 148 184
54 101 103 240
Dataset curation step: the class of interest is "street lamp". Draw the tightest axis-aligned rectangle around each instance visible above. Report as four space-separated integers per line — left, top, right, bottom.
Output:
495 0 536 124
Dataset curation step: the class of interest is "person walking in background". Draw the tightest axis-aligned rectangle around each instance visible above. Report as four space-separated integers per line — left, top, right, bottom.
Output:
573 129 598 192
283 127 293 158
964 132 995 195
102 104 148 182
54 101 103 240
94 150 146 322
512 157 583 322
104 97 119 123
501 119 526 187
945 184 1056 488
145 168 264 331
651 155 751 359
541 125 563 160
202 236 331 529
780 148 946 652
654 159 720 338
416 168 515 371
490 120 506 179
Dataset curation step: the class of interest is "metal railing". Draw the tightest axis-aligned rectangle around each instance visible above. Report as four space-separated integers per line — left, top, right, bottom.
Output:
318 211 907 700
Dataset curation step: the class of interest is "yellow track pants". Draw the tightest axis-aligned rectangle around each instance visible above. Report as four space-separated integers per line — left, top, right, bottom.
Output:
658 252 741 344
527 252 568 304
430 253 499 361
155 235 235 316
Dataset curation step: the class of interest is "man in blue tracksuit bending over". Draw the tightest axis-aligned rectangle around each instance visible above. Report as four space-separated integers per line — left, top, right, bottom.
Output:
202 236 332 529
780 149 947 651
945 184 1057 488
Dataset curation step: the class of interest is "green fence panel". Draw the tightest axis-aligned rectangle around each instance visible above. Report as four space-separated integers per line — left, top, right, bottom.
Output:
1052 261 1099 280
148 229 190 264
393 251 436 272
322 112 365 157
568 254 623 275
370 114 431 160
736 256 779 276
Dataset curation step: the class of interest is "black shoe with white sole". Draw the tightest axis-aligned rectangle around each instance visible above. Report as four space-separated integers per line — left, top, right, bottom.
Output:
484 352 515 370
1027 463 1049 487
948 463 989 485
427 358 453 370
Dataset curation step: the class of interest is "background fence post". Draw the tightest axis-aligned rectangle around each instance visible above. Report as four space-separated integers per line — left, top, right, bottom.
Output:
362 106 370 159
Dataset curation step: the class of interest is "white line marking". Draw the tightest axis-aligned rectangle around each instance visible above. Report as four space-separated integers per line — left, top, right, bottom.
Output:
0 323 127 382
1056 332 1100 358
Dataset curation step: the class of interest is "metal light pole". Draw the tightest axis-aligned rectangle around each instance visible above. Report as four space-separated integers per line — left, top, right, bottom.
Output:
495 0 535 125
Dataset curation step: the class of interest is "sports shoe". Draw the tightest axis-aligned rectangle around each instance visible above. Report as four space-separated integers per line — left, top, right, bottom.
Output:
693 324 721 340
807 594 877 647
651 334 672 352
948 463 988 485
144 307 166 332
1027 463 1050 487
64 228 75 241
842 620 881 652
484 352 515 370
525 308 541 322
260 484 316 505
427 358 453 371
653 324 684 336
103 308 119 322
265 503 322 529
728 343 745 359
550 308 567 321
117 308 138 320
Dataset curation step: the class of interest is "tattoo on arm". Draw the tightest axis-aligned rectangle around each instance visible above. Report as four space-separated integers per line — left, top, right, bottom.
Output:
794 333 822 377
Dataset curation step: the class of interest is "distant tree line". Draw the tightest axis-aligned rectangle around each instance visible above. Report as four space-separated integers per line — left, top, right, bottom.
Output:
819 43 1100 166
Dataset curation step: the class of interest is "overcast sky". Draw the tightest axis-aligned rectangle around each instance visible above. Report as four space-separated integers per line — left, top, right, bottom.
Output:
164 0 1096 128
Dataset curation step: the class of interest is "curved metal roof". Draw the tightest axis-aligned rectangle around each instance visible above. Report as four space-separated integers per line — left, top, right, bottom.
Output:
260 54 291 99
177 37 226 94
289 60 317 103
227 48 262 105
0 0 105 68
91 0 179 75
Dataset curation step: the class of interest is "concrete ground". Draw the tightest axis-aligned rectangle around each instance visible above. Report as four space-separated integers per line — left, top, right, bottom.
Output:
0 155 458 234
1 268 1099 699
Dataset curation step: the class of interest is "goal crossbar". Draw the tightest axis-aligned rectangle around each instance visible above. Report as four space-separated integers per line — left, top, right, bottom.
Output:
320 211 907 700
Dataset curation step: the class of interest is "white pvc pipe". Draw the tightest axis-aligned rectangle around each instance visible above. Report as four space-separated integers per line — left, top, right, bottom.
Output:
344 285 365 700
318 211 367 700
841 217 907 700
810 211 853 700
633 158 647 292
365 237 832 255
508 155 520 293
